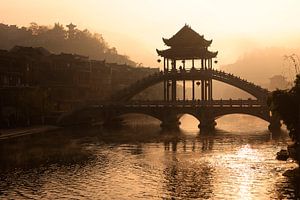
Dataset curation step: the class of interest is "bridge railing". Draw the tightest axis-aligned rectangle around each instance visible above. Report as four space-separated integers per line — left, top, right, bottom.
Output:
127 68 268 95
96 99 266 108
110 71 163 99
110 68 269 101
164 68 268 93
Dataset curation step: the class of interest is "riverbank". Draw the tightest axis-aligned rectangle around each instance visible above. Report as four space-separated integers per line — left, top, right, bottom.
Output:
0 126 61 140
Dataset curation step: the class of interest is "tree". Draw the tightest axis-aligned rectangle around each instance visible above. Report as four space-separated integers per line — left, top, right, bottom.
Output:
269 75 300 139
269 75 300 161
0 22 137 66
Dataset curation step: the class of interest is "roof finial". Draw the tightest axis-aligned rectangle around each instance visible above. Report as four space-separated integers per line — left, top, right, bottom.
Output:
184 23 191 28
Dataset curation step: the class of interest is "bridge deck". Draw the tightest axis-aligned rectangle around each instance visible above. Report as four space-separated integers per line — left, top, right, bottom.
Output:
82 101 270 124
95 99 266 108
111 69 269 102
58 68 279 129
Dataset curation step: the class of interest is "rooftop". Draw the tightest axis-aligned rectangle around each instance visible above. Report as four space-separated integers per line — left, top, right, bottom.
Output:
162 24 212 48
157 25 218 60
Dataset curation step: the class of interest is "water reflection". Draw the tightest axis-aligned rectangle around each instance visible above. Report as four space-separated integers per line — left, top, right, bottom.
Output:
163 154 214 199
0 115 299 199
0 129 96 170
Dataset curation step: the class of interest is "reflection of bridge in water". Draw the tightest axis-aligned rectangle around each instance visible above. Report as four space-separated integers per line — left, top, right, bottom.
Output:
58 25 281 131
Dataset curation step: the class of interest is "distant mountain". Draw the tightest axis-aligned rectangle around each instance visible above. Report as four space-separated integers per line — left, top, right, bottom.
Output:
210 47 300 99
220 47 300 87
0 22 136 66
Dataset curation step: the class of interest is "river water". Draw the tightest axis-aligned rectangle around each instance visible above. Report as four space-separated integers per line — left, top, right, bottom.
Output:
0 114 299 199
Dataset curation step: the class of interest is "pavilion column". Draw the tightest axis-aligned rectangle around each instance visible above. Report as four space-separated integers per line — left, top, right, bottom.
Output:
164 58 166 72
199 81 202 100
166 59 169 101
192 59 195 101
210 59 213 100
210 79 213 101
172 60 176 102
167 59 169 72
183 60 186 101
208 80 211 101
164 80 166 101
207 80 210 101
183 81 186 101
192 80 195 101
201 80 204 100
167 81 170 101
204 80 208 100
201 59 204 100
163 58 166 101
172 80 176 101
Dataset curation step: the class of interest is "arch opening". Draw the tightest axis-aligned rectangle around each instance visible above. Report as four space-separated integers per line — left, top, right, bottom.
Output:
215 114 269 133
118 113 161 126
178 114 200 133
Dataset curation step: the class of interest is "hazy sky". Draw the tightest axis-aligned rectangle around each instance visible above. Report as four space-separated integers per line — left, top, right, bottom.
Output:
1 0 300 67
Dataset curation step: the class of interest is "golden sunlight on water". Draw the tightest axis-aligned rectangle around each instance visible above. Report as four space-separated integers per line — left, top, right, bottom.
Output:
179 114 268 133
0 114 298 199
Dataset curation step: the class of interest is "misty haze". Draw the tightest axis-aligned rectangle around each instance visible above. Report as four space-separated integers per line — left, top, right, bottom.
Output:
0 1 300 199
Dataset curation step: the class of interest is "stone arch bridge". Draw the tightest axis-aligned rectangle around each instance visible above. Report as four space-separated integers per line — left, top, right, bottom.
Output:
58 69 281 131
110 69 269 102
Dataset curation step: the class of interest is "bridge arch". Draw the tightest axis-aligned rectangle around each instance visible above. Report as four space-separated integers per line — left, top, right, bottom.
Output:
214 113 271 133
177 113 201 123
212 110 270 123
178 113 202 131
110 70 269 102
115 113 162 123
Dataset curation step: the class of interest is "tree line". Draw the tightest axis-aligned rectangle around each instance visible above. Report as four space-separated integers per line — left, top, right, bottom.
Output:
0 22 136 66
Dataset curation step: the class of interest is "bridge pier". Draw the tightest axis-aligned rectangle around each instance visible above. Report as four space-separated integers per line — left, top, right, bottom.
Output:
197 107 216 131
198 118 217 131
160 115 181 130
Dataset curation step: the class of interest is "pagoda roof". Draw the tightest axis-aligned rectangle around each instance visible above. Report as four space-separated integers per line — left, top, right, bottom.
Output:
66 23 76 29
163 25 212 47
156 47 218 60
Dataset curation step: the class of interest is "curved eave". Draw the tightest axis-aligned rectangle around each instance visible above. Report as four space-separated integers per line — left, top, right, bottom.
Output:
156 48 218 60
156 49 163 56
206 39 213 46
162 37 213 48
162 38 172 46
212 51 218 58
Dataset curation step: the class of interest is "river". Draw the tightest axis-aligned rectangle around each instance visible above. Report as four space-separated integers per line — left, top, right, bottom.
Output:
0 114 299 199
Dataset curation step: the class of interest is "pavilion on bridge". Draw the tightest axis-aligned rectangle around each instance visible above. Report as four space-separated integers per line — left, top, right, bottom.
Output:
156 24 218 102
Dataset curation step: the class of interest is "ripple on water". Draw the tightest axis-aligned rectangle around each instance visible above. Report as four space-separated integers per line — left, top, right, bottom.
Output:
0 121 298 199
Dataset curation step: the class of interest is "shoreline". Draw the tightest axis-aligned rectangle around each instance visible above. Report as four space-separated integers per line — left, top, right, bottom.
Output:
0 125 61 140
